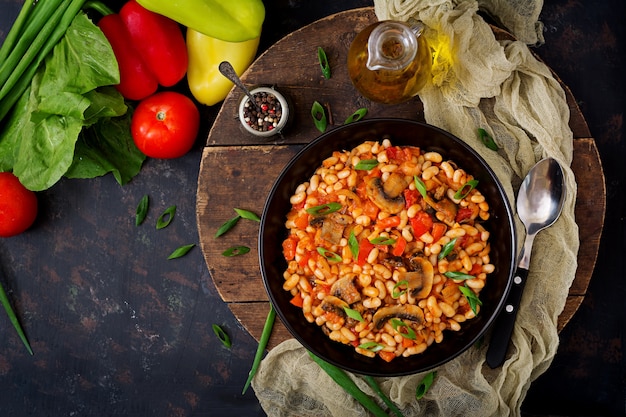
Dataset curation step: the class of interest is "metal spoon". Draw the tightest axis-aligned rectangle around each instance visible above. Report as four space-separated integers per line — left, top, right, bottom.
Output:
218 61 259 109
486 157 566 368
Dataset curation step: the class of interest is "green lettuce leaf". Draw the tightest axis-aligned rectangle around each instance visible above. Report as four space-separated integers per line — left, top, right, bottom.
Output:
0 12 136 191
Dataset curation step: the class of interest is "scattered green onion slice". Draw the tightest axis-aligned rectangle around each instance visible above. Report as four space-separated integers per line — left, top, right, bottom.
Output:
343 306 364 322
348 230 359 260
215 215 240 238
242 304 276 394
0 282 33 355
135 195 149 226
311 101 327 132
363 375 405 417
414 175 427 198
459 284 482 315
212 324 232 348
369 236 396 245
222 245 250 257
317 46 331 79
234 208 260 222
438 237 457 259
355 159 379 170
156 205 176 229
392 280 409 298
317 247 342 263
306 202 342 216
358 341 385 352
444 271 475 280
344 108 368 124
415 371 437 400
453 179 479 200
390 318 417 340
168 244 195 260
478 128 498 151
308 351 389 417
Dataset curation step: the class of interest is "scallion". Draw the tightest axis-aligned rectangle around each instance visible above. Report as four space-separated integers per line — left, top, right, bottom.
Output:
212 324 232 348
306 202 342 216
215 215 240 238
0 281 33 355
390 318 416 340
234 208 260 222
443 271 475 280
156 205 176 229
369 236 396 245
317 247 341 263
453 179 479 200
311 100 327 132
478 128 498 151
344 108 368 124
317 46 331 79
242 304 276 394
222 245 250 257
348 230 359 259
135 195 149 226
343 306 364 322
438 237 457 260
167 244 195 260
414 175 427 198
415 371 436 399
355 159 378 170
392 280 409 298
459 284 482 315
363 375 405 417
308 351 389 417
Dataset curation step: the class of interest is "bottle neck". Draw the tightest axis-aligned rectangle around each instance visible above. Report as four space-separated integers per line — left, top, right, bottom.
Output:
366 21 419 71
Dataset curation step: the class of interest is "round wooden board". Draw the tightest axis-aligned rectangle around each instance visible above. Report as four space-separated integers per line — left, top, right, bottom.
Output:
196 7 605 350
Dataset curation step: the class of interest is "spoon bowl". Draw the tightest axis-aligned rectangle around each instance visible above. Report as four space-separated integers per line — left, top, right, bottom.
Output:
486 157 566 368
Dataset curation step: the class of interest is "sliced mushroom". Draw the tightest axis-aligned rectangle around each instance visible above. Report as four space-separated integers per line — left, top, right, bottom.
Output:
372 304 425 329
383 173 409 198
320 295 349 317
320 213 353 245
365 177 405 214
404 255 434 299
331 276 361 305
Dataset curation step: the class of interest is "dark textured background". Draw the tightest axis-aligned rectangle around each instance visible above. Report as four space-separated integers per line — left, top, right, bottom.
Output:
0 1 624 416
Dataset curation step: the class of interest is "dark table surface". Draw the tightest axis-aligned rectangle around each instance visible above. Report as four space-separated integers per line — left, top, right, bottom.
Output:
1 1 624 416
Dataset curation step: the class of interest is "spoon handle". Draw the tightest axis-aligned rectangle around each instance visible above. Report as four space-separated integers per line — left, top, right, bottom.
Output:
486 265 530 368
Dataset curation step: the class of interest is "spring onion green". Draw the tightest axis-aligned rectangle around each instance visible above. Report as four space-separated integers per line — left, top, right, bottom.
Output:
242 304 276 394
135 195 149 226
311 100 327 132
355 159 378 170
308 351 388 417
453 179 479 200
156 205 176 229
306 202 342 216
343 306 364 322
167 244 195 260
234 208 260 222
415 371 436 399
0 280 33 355
317 47 331 79
212 324 232 348
344 108 368 124
363 375 405 417
215 215 240 237
478 128 498 151
222 245 250 257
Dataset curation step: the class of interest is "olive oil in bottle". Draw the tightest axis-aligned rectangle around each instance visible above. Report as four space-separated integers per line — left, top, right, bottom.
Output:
347 20 432 104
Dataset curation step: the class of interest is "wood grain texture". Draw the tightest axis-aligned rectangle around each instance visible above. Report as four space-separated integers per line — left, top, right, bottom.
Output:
196 8 605 346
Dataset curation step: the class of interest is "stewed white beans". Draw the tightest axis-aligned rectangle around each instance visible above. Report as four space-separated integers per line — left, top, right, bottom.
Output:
281 140 493 362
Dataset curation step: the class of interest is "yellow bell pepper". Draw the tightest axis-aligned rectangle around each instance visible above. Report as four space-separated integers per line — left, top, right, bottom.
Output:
136 0 264 42
186 28 260 106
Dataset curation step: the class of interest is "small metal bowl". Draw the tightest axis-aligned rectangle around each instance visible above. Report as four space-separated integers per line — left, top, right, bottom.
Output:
238 86 290 138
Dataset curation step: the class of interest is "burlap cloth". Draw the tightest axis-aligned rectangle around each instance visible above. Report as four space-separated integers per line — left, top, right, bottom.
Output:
252 1 579 415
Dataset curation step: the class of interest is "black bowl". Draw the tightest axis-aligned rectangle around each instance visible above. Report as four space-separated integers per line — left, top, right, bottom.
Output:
259 118 516 376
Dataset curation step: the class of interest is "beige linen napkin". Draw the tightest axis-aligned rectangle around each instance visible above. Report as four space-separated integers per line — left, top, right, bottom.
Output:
252 1 579 415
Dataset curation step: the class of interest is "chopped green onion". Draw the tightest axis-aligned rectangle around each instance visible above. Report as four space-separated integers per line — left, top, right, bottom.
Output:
156 205 176 229
242 304 276 394
478 128 498 151
317 247 341 263
370 236 396 245
357 341 384 352
348 230 359 259
390 318 416 340
168 244 195 260
215 215 240 238
317 47 331 79
414 175 427 198
459 284 482 315
343 306 364 322
443 271 475 280
344 108 368 124
392 280 409 298
0 281 33 355
222 245 250 257
308 351 389 417
306 202 342 216
135 195 149 226
415 371 437 399
234 208 260 222
212 324 232 348
453 179 479 200
438 237 457 259
363 375 405 417
311 101 327 132
355 159 378 170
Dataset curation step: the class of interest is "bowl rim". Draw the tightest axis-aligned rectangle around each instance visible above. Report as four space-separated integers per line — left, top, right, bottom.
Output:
258 118 517 376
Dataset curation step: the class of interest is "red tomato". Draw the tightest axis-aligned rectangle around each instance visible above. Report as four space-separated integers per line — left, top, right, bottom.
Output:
131 92 200 159
0 172 38 238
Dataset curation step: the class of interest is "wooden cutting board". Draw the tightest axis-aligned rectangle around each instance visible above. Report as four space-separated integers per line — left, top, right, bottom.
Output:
196 7 605 350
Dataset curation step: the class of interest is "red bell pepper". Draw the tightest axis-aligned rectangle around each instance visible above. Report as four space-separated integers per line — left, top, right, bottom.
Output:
95 0 188 100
